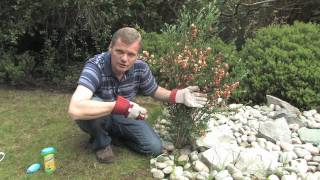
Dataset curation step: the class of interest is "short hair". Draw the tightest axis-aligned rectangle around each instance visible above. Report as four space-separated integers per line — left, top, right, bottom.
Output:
110 27 142 50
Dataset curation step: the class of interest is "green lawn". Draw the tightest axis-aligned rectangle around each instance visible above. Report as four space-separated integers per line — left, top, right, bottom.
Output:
0 88 162 179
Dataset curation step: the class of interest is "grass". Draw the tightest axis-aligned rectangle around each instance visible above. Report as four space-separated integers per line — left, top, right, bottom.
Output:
0 88 163 180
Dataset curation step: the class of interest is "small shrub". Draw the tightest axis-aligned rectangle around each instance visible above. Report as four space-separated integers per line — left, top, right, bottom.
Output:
142 24 240 148
141 2 243 147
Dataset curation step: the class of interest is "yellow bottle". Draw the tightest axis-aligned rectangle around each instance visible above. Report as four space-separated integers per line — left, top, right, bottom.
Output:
41 147 56 174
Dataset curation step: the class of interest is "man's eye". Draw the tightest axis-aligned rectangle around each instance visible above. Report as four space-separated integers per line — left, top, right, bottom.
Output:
115 50 124 54
128 53 136 58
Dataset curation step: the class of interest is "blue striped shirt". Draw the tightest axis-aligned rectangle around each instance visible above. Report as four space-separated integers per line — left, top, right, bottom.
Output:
78 52 158 101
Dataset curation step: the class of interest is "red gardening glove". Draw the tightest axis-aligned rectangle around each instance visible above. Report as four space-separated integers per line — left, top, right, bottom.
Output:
112 96 147 120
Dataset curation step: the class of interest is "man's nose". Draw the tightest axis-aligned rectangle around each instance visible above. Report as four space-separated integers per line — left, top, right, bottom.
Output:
121 53 129 62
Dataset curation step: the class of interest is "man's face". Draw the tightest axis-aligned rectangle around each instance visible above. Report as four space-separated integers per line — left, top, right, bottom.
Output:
109 38 140 77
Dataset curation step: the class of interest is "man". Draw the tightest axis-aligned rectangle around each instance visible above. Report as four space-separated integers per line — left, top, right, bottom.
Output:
68 27 207 163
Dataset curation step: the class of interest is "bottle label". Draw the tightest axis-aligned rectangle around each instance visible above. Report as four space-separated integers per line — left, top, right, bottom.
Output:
44 154 56 173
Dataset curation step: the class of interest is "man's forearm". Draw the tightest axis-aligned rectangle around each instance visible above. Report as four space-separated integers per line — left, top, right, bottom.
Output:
68 100 116 120
152 86 172 102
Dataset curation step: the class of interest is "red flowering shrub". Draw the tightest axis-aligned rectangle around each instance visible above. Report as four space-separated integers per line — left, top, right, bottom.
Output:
141 24 240 147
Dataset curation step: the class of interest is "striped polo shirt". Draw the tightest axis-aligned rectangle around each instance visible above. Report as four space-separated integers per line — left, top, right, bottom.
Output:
78 52 158 101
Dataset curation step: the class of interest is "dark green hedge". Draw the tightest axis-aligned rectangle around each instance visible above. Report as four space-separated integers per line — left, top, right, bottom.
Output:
236 22 320 110
0 0 199 88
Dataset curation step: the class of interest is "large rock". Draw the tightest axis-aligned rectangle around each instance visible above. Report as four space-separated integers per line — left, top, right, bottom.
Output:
266 95 307 127
234 147 279 179
258 117 291 143
298 127 320 145
272 109 307 127
266 95 300 115
196 124 237 148
200 144 240 171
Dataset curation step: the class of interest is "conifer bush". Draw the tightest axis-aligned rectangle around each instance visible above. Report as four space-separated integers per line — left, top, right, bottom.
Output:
237 22 320 110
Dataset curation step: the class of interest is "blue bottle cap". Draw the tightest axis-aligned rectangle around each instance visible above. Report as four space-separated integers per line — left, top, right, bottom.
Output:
41 147 56 156
26 163 41 174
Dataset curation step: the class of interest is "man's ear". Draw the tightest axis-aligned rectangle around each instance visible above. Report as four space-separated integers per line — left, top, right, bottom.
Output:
108 44 112 51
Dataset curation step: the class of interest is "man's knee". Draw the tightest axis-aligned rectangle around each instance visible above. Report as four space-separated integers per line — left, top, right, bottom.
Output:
149 140 163 155
75 117 110 135
143 137 162 155
75 120 90 133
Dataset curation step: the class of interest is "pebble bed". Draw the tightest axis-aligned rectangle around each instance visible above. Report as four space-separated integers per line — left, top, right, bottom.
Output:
150 103 320 180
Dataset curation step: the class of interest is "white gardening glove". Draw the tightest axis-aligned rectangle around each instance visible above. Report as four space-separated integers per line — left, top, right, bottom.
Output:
170 86 207 108
112 96 148 120
127 101 148 120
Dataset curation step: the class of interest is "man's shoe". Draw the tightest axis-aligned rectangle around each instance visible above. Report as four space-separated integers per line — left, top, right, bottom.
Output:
95 145 115 163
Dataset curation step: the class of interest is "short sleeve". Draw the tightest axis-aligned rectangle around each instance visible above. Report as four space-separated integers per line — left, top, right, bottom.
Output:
139 63 158 96
78 62 101 92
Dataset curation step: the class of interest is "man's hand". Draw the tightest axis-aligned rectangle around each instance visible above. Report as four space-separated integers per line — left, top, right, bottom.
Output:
128 101 147 120
170 86 207 108
112 96 147 120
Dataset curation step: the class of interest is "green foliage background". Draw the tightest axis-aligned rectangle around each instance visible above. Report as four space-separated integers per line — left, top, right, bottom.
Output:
0 0 199 87
1 0 320 110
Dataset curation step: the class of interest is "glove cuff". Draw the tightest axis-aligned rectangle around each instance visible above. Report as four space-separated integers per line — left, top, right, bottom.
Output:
169 89 178 104
112 96 132 117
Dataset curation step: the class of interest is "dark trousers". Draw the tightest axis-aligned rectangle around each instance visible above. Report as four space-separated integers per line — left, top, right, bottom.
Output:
75 97 162 155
